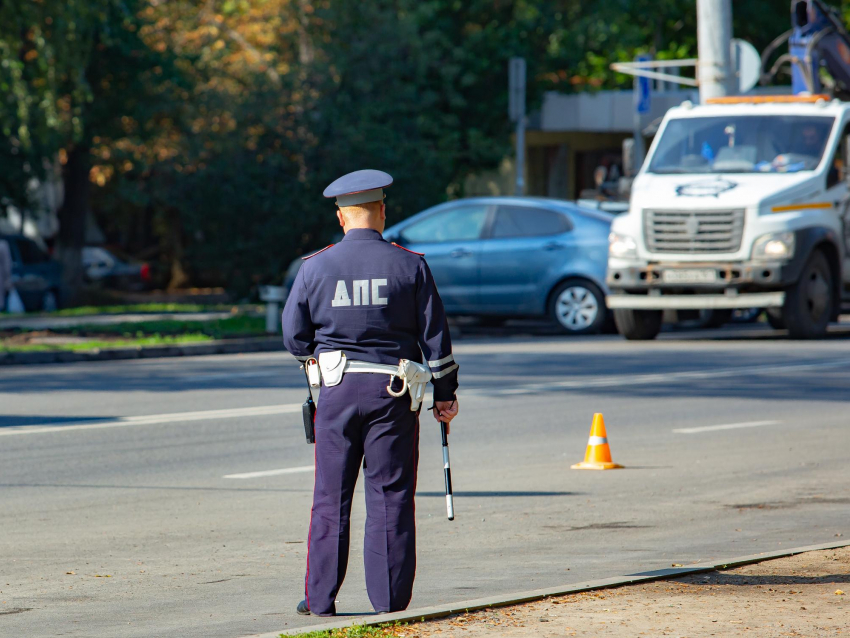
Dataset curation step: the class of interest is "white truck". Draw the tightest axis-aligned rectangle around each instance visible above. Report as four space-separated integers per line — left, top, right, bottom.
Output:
607 94 850 339
607 0 850 340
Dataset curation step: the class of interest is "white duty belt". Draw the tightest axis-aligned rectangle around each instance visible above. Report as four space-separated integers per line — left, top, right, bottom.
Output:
306 351 432 411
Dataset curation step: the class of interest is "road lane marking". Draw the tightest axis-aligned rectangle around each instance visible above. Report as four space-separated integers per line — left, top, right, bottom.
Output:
473 358 850 396
192 371 278 382
0 404 302 437
223 465 314 479
673 420 780 434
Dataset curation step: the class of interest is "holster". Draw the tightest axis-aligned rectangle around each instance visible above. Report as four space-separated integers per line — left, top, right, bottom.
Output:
301 358 317 444
302 394 316 444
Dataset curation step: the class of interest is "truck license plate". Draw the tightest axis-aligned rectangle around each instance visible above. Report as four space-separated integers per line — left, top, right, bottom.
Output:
662 269 717 284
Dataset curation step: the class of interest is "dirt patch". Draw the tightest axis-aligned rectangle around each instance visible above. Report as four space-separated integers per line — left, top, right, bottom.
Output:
396 547 850 637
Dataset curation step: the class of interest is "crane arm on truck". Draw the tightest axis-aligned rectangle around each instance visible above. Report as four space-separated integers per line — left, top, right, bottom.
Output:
766 0 850 99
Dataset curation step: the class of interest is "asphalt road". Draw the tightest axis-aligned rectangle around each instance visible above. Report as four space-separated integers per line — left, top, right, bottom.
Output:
2 323 849 637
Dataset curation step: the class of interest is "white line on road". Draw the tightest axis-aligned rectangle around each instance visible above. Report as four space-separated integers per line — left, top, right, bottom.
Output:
223 465 314 479
0 404 302 437
473 358 850 396
673 420 781 434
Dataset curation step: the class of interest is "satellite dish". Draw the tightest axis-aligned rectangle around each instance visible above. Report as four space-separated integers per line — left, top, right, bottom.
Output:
732 38 760 93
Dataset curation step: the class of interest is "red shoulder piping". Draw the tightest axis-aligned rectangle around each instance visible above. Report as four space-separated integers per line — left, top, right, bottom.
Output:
391 242 424 256
301 244 334 260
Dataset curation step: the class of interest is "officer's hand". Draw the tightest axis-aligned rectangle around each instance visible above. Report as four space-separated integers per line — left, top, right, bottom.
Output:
433 399 458 433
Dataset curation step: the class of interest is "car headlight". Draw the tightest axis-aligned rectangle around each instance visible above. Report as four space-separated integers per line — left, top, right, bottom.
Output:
609 232 638 260
752 232 795 261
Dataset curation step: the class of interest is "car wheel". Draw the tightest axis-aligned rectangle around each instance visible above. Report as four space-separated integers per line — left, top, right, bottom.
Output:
548 280 606 335
42 289 59 312
613 308 663 340
782 250 833 339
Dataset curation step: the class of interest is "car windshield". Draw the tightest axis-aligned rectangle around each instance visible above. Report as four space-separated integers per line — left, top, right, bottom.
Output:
648 115 835 174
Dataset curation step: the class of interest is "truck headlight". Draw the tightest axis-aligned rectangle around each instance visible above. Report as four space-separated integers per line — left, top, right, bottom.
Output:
752 232 795 261
609 232 638 260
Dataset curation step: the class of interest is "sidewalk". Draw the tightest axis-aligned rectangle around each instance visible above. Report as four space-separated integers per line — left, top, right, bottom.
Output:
408 547 849 637
287 546 849 637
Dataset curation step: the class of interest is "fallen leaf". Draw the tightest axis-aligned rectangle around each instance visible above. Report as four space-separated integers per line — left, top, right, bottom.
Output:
65 572 75 575
835 590 845 595
672 563 683 567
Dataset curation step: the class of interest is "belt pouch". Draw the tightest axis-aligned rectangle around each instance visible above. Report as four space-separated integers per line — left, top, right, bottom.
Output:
318 351 347 387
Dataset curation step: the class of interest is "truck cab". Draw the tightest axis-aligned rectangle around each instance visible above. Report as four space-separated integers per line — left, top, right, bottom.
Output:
607 95 850 339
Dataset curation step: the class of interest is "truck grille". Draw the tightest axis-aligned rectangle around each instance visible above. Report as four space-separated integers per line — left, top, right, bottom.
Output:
644 209 745 253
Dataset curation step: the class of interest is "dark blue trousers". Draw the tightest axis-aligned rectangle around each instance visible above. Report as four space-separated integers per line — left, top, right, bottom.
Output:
305 373 419 616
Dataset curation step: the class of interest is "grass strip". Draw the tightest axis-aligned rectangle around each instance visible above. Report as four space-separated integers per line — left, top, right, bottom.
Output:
1 333 214 353
16 315 267 339
285 623 408 638
45 303 224 316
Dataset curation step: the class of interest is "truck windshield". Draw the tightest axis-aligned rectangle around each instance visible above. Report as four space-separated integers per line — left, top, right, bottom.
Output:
648 115 835 174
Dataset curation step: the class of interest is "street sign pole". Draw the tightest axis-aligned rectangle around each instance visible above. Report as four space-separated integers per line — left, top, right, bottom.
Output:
633 54 651 173
508 57 526 196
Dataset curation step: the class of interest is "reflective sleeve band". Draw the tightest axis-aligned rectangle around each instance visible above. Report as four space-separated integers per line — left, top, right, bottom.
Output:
587 436 608 445
428 354 455 368
432 363 459 379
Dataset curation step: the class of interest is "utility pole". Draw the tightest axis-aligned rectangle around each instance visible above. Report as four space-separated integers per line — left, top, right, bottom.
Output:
697 0 734 101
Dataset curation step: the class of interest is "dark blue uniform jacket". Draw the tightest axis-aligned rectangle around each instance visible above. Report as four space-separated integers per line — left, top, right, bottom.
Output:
282 228 459 401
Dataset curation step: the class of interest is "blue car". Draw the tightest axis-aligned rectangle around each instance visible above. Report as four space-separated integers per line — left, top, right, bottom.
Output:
383 197 614 334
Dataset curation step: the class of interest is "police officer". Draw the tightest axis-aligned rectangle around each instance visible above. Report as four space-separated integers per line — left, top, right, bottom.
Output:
282 169 459 617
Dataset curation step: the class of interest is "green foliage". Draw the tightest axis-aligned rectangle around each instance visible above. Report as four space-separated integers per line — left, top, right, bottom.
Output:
284 621 407 638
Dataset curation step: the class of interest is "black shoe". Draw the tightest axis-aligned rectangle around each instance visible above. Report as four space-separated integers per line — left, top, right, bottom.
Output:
296 600 310 616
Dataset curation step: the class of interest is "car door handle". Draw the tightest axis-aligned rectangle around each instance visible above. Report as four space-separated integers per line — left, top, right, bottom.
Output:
450 248 472 258
543 242 565 251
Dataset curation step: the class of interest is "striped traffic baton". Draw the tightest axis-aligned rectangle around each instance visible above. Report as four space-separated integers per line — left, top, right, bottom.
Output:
440 421 455 521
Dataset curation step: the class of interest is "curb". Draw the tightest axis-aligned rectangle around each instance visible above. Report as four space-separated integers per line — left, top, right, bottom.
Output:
249 540 850 637
0 337 285 366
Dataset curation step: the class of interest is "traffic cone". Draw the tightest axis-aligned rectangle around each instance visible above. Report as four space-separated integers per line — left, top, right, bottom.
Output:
571 413 623 470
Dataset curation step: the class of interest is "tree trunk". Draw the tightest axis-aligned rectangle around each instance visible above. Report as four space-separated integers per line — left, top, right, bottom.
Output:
166 208 189 290
56 144 91 305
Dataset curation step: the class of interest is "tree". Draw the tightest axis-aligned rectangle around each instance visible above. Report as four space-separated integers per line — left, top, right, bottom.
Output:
0 0 186 301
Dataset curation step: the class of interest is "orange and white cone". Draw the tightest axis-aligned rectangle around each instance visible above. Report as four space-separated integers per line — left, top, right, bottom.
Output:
571 413 623 470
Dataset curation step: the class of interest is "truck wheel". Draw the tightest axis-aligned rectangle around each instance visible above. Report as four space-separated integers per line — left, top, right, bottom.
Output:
613 308 662 340
549 279 606 335
782 250 833 339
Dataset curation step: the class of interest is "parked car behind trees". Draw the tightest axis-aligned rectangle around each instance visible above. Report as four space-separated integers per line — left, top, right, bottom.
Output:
82 247 152 291
1 234 63 311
